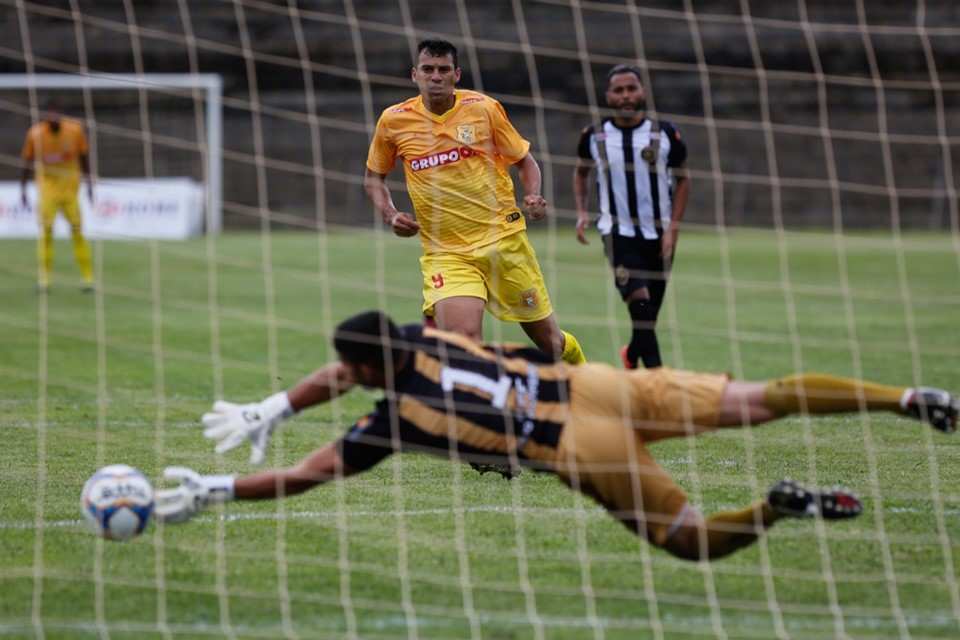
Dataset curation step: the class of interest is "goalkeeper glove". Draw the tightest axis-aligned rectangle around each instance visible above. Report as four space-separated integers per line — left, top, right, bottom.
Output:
202 392 294 465
154 467 234 524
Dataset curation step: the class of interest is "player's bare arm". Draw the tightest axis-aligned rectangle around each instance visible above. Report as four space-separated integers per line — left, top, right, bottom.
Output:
363 168 420 237
80 151 93 202
662 169 689 261
516 153 546 220
573 158 594 245
19 164 32 207
287 361 356 410
156 443 364 522
20 129 33 207
234 443 361 500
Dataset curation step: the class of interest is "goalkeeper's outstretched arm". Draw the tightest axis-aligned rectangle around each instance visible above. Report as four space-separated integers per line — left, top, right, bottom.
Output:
288 361 356 411
202 361 356 464
155 442 364 523
233 442 357 499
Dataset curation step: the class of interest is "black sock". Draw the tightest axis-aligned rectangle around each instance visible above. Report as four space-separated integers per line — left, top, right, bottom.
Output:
627 299 662 368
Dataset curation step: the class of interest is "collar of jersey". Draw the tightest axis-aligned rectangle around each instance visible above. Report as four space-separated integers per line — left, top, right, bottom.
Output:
416 91 461 123
605 116 648 131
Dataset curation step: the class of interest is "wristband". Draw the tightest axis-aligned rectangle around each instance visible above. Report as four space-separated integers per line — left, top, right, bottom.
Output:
203 475 235 502
263 391 295 419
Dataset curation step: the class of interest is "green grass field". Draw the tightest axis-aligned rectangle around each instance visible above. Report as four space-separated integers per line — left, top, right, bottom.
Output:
2 227 959 639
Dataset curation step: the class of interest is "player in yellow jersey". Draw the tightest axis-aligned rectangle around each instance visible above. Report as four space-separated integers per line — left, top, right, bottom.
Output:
20 99 95 292
364 39 586 366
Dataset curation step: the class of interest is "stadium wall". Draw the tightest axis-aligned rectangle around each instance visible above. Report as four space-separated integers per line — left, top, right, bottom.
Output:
1 0 958 230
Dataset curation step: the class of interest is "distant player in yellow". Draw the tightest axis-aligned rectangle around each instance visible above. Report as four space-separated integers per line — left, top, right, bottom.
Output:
364 39 586 365
20 99 94 292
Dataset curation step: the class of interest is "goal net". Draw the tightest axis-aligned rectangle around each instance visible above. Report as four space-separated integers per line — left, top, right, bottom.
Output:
0 72 221 239
3 1 958 638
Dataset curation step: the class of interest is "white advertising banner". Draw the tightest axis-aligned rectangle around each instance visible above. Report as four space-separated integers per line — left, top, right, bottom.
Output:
0 178 204 239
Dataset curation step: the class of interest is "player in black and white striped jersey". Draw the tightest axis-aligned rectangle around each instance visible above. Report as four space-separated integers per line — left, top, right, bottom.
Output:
574 64 690 369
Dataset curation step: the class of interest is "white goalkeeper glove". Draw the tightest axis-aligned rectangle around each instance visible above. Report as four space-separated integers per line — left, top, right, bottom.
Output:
202 392 294 465
154 467 234 524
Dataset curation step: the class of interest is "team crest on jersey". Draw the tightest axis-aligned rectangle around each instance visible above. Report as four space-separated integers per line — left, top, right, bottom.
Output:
615 265 630 287
456 124 476 144
519 288 539 309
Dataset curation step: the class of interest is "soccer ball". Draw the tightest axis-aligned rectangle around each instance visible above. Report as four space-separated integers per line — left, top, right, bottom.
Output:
80 464 154 541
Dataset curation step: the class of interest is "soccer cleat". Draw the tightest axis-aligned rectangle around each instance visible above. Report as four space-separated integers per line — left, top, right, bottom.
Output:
619 345 636 370
767 479 862 520
902 387 958 434
81 282 95 294
469 461 522 480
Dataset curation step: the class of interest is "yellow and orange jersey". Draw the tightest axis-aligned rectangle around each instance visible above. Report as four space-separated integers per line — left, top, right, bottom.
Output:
367 89 531 254
21 118 88 191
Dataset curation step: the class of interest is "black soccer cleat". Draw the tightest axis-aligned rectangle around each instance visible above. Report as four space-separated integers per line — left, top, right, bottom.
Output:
469 461 522 480
767 479 862 520
902 387 958 434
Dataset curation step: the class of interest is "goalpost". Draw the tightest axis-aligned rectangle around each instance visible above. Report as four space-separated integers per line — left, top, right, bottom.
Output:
0 72 223 235
3 1 959 639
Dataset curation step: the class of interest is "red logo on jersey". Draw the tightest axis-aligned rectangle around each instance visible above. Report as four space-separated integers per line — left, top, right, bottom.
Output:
410 147 475 171
432 273 445 289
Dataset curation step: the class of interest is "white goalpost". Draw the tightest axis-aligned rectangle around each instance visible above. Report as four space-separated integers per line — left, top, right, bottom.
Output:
0 72 223 235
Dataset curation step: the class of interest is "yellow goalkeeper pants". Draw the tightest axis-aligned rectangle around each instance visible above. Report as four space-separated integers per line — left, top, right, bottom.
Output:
37 190 93 287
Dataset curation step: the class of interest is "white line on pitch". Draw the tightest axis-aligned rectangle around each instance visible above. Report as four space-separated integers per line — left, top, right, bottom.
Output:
0 504 609 531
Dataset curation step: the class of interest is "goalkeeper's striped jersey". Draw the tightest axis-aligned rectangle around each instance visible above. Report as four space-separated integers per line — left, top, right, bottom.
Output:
336 325 570 472
366 90 531 254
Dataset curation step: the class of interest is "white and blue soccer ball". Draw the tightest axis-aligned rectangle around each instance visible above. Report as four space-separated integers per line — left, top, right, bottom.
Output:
81 464 154 541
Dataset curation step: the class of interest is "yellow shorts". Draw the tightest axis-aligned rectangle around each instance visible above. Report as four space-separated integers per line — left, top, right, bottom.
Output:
554 365 729 547
420 231 553 323
37 186 82 229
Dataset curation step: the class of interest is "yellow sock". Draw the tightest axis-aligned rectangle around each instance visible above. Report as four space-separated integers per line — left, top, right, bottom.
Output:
72 230 94 284
37 227 53 287
703 501 776 558
560 330 586 365
764 373 905 416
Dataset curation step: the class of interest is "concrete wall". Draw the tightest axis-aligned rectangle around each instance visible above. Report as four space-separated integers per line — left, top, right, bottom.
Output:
2 0 958 230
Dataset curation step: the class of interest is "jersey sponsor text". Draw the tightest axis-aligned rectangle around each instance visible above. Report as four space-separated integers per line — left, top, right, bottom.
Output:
409 146 475 172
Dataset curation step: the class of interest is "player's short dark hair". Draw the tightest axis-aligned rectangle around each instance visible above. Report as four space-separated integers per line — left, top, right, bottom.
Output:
416 39 459 68
606 64 644 86
333 310 406 370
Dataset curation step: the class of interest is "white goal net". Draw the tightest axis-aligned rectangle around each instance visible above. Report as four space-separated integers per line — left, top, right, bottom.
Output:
2 1 959 639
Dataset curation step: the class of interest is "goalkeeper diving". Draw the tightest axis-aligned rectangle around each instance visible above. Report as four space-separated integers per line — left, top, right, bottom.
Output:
157 310 958 561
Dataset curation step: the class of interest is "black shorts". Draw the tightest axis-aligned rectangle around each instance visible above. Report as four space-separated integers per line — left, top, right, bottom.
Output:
602 233 670 301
